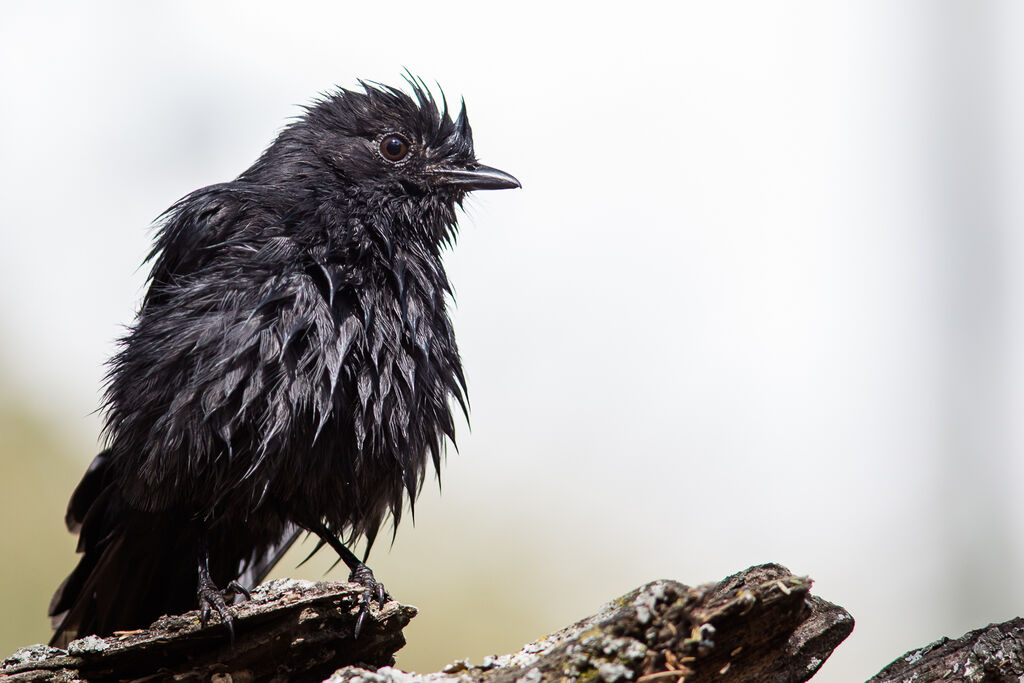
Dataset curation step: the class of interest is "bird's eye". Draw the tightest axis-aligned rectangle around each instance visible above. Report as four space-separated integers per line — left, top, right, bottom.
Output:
379 134 410 162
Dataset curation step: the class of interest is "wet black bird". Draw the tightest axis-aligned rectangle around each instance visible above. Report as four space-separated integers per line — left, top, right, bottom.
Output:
49 78 519 646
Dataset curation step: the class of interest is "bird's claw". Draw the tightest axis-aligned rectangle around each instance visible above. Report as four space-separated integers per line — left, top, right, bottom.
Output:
348 563 389 638
197 575 250 640
225 579 252 601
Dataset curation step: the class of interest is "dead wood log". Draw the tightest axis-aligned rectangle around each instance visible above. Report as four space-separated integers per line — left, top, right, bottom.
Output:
1 564 853 682
868 617 1024 682
1 578 414 682
326 563 854 683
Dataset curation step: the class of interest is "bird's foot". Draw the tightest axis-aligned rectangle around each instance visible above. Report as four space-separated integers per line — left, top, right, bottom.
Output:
303 518 387 637
197 573 250 638
348 562 389 638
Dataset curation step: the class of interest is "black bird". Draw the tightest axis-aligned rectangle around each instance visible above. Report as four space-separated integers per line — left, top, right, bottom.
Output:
48 78 519 646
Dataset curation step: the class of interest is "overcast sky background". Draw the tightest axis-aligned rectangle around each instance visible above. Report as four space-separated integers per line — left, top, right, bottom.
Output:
2 2 1024 680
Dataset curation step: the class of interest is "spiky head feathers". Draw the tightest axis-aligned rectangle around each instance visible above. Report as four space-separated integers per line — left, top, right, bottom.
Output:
281 78 476 190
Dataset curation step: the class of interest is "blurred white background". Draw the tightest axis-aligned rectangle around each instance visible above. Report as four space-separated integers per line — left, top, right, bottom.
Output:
2 2 1023 680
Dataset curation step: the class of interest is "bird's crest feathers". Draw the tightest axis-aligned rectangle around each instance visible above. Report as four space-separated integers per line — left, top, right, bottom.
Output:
304 75 474 160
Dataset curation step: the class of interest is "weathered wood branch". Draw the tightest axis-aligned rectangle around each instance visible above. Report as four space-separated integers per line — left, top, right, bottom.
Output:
868 617 1024 682
1 564 855 682
326 563 854 683
1 578 415 682
7 563 1023 681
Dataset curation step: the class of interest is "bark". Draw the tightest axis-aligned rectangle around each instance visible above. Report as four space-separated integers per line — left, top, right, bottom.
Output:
1 564 854 682
868 617 1024 682
1 578 414 682
326 563 854 683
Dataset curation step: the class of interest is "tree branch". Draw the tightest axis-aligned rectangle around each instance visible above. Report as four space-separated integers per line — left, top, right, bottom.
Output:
2 578 415 682
2 564 854 682
327 563 854 683
868 617 1024 682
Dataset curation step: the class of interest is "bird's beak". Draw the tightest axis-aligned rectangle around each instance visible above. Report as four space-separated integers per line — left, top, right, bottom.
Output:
428 163 521 191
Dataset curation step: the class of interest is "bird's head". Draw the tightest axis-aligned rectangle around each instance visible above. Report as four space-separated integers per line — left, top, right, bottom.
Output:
274 77 519 214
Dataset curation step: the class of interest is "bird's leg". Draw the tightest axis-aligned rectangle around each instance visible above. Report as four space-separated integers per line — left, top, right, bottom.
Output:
195 531 250 639
306 519 388 637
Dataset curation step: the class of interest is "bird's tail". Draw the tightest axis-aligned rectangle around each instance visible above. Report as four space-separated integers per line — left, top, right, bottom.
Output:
49 450 303 647
48 450 199 646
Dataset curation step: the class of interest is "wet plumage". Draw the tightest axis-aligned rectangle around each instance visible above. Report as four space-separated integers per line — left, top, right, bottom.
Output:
49 79 519 645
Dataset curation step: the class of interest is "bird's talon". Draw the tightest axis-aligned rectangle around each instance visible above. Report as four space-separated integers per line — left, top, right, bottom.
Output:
354 609 368 639
346 562 389 637
196 564 240 639
225 580 252 601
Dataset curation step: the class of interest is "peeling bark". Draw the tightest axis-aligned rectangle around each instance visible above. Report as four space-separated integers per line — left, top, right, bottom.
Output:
1 564 853 682
1 578 414 682
323 563 854 683
868 617 1024 682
